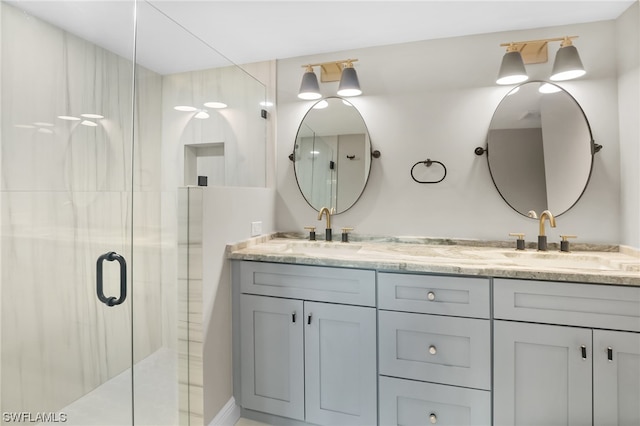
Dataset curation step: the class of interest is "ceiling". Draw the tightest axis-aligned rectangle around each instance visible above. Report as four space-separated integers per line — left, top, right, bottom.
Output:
6 0 636 74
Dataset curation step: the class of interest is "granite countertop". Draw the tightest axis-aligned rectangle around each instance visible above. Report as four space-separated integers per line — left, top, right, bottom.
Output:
227 234 640 286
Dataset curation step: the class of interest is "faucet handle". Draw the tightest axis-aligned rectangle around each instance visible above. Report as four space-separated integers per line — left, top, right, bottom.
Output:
341 227 354 243
304 226 316 241
560 235 577 252
509 233 526 250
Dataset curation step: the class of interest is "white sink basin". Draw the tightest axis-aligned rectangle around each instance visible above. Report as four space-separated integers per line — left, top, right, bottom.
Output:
500 250 620 271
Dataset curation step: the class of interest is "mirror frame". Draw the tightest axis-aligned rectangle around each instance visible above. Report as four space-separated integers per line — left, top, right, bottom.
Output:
485 80 597 218
292 96 374 214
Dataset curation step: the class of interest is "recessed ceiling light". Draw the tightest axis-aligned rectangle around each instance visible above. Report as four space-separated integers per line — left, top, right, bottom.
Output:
58 115 81 121
203 101 227 109
81 113 104 119
195 111 210 119
174 106 197 112
80 120 98 127
14 124 36 129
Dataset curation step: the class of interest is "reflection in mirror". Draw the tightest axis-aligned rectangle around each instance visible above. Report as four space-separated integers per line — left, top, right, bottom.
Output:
294 97 371 213
486 81 594 217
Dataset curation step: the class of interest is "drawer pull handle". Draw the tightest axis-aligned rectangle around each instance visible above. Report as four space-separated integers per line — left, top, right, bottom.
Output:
292 312 297 323
607 346 613 361
581 345 587 360
428 345 437 355
307 314 312 325
429 413 437 424
427 291 436 301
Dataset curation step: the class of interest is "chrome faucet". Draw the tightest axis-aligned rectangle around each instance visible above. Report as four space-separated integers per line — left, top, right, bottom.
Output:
537 210 556 251
318 207 333 241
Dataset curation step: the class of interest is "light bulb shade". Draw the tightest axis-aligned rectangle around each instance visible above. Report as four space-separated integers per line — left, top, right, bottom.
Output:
496 51 529 85
337 66 362 97
298 70 321 100
550 45 586 81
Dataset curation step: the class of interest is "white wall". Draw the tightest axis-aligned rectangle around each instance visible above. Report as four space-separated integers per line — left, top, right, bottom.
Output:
617 1 640 249
276 19 627 245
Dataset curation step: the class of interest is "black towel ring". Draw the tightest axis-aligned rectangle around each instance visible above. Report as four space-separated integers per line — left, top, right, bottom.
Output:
410 159 447 184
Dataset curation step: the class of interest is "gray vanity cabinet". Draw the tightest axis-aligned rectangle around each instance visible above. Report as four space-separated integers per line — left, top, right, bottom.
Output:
377 272 492 426
593 330 640 426
493 278 640 426
493 321 592 425
240 294 304 420
235 261 377 426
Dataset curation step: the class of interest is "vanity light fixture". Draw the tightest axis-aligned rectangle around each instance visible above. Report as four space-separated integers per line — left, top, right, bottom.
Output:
496 44 529 85
550 37 586 81
298 65 322 100
496 36 586 85
337 60 362 97
298 59 362 99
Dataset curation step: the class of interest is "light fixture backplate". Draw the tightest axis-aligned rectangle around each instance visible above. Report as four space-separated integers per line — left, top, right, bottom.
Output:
517 41 549 64
320 62 343 82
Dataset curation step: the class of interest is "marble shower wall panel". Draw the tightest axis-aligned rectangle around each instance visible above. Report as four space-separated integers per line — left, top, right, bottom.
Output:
134 66 163 193
1 191 133 414
2 4 135 193
177 187 204 425
1 2 164 415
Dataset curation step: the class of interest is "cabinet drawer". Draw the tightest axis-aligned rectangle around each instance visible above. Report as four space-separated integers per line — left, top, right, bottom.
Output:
379 376 491 426
379 310 491 390
378 272 490 318
494 278 640 332
238 261 376 306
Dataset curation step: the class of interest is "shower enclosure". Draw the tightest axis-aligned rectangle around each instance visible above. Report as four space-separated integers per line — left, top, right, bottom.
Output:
1 1 266 424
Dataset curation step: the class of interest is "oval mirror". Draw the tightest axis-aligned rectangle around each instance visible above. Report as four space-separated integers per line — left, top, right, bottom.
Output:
293 97 372 213
486 81 595 217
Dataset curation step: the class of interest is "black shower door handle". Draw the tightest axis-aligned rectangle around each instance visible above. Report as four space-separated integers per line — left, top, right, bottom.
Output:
96 251 127 307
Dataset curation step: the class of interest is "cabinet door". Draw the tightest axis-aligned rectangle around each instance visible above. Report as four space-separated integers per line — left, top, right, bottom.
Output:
494 321 592 426
240 295 304 420
594 330 640 426
305 301 377 426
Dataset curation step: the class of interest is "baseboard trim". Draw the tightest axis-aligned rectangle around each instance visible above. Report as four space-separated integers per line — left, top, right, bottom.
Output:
209 397 241 426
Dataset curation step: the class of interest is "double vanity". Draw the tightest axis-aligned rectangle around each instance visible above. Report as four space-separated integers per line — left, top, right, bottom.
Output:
229 236 639 426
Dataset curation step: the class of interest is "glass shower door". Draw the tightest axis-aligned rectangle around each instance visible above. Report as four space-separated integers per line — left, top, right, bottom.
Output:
1 1 138 424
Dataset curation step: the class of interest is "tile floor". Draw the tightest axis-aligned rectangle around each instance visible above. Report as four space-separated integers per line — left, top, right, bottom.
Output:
57 348 178 425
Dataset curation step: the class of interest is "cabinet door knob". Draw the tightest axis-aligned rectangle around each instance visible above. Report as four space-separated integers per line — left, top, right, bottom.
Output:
428 345 437 355
429 413 437 424
427 291 436 301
